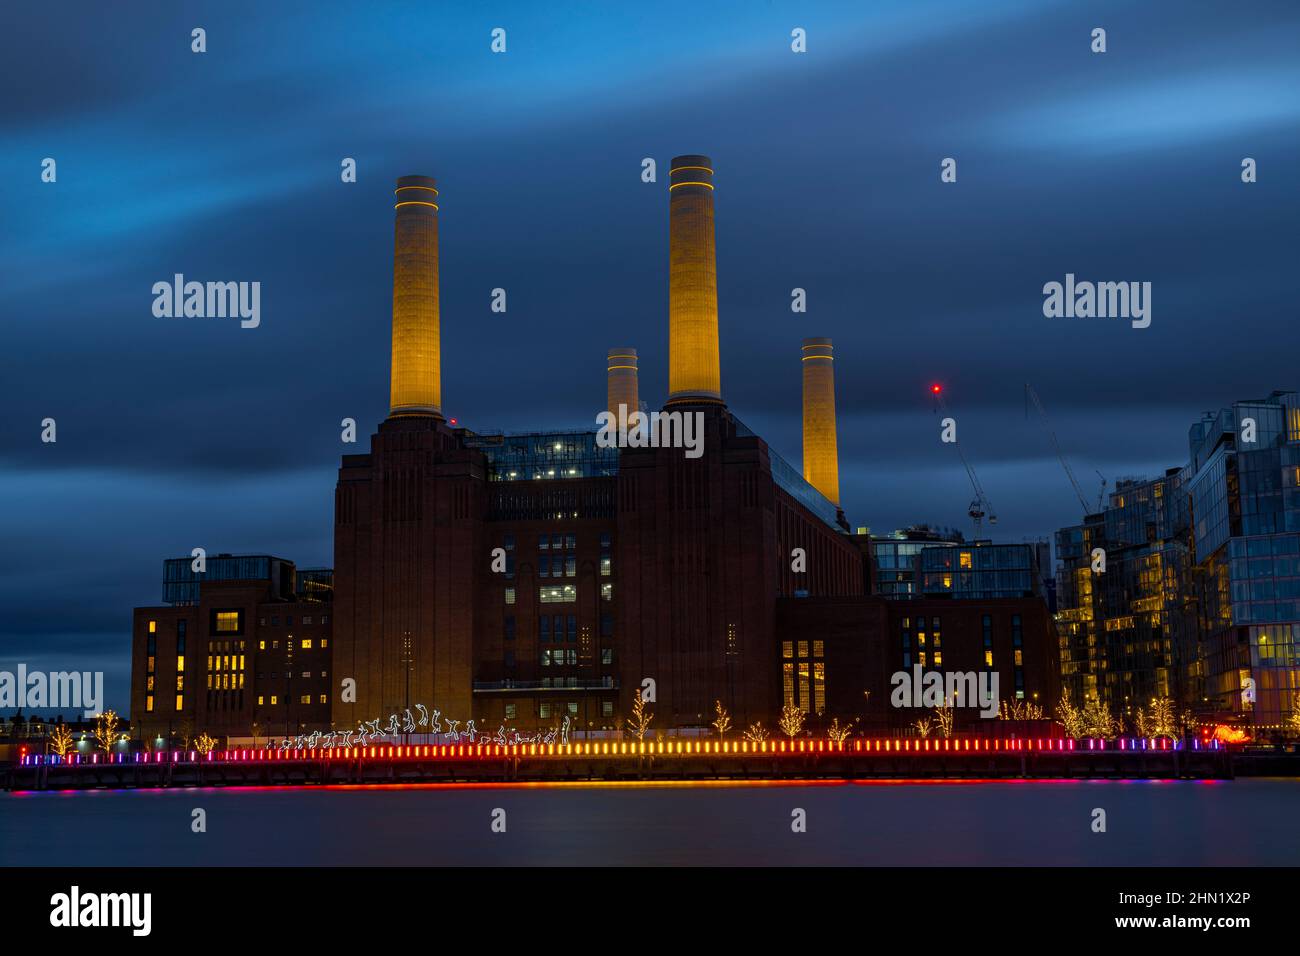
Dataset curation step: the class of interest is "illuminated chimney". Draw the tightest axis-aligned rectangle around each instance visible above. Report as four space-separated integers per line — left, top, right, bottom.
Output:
802 337 840 506
607 347 639 425
388 175 442 418
667 154 722 406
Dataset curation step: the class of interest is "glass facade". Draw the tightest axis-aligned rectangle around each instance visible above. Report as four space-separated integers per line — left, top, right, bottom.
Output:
1057 390 1300 734
464 430 618 482
870 528 1047 601
163 554 299 605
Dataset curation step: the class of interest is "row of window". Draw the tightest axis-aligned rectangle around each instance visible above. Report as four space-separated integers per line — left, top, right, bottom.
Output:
506 584 614 605
143 695 183 712
257 638 327 650
257 694 329 706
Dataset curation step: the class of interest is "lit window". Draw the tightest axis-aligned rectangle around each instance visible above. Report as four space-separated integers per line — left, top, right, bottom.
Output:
175 694 184 710
177 655 185 672
505 588 516 605
319 694 327 704
539 702 552 719
601 583 612 602
301 638 313 649
959 552 972 569
601 701 614 717
259 640 266 650
321 639 328 648
148 620 156 633
985 650 993 667
540 584 577 604
258 695 264 706
300 694 311 705
215 611 240 633
505 704 518 720
146 695 154 712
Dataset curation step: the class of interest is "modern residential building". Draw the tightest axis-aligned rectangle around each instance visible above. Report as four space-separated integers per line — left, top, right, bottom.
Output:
130 555 333 742
1056 391 1300 734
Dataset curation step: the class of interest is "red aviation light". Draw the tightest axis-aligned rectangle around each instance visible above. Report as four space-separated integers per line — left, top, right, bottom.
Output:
930 384 942 394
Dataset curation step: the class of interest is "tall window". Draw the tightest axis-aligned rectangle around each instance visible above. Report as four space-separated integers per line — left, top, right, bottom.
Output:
784 639 825 714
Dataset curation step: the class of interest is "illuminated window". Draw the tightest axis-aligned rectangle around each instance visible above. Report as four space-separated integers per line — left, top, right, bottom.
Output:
798 641 808 658
175 694 184 710
301 638 313 649
175 675 184 691
176 655 185 672
318 694 327 704
146 675 154 691
959 552 972 569
540 584 577 604
539 702 552 719
148 620 156 633
215 611 240 633
813 640 824 657
601 583 612 602
321 639 328 649
258 695 264 706
985 650 993 667
1014 649 1023 666
270 695 278 705
259 640 266 650
299 694 311 705
146 656 156 672
783 663 795 707
146 695 154 712
505 587 516 605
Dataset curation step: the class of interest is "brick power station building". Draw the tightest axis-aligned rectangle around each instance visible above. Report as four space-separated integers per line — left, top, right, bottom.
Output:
130 157 1059 744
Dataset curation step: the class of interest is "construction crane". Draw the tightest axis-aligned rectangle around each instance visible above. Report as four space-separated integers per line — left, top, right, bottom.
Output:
1024 382 1105 515
930 384 997 536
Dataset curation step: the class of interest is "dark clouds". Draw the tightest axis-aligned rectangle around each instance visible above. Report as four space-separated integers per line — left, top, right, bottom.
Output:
3 0 1298 710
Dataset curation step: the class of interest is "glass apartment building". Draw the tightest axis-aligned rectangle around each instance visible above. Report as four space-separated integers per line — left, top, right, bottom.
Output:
867 526 1049 601
1057 390 1300 734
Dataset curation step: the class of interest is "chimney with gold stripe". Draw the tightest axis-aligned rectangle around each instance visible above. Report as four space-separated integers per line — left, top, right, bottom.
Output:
802 337 840 506
389 175 442 418
667 155 722 406
607 347 639 425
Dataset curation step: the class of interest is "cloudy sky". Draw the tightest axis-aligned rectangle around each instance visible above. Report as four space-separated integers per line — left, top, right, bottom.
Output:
3 0 1298 711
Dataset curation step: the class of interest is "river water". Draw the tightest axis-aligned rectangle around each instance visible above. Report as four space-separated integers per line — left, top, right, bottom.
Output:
3 778 1297 866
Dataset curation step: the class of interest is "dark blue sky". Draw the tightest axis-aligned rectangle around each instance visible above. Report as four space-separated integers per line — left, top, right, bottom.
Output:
3 0 1299 711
